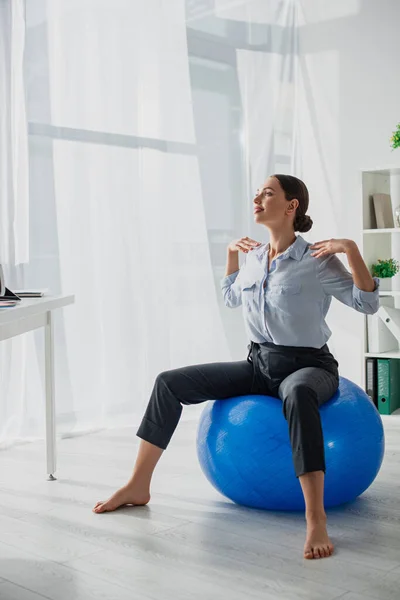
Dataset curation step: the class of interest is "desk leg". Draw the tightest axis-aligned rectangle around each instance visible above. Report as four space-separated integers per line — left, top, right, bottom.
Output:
45 310 57 480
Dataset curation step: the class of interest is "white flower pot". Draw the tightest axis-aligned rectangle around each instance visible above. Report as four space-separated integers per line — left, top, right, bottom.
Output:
379 277 392 291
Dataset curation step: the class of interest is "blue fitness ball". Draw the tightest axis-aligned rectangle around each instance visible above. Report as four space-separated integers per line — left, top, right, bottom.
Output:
196 377 385 510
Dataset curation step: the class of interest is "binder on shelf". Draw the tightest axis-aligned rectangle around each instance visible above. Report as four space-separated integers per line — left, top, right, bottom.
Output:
378 306 400 343
367 297 398 353
365 358 378 407
372 193 394 229
377 358 400 415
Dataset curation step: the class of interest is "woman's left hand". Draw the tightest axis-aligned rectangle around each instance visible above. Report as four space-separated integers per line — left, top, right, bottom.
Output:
310 238 355 258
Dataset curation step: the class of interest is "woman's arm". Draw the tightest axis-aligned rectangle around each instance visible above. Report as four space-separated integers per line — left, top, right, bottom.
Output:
311 239 375 291
221 249 241 308
311 238 379 314
225 237 261 276
343 240 375 292
225 248 240 277
221 237 261 308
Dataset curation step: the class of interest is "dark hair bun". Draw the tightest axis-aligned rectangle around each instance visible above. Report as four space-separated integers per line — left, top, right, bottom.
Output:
294 214 313 233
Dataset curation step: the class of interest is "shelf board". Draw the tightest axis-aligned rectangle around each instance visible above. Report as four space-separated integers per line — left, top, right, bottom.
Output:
363 228 400 234
379 291 400 296
361 166 400 176
365 350 400 359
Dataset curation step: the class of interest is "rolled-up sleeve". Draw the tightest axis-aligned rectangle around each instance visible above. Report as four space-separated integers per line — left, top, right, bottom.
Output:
317 254 380 315
220 270 242 308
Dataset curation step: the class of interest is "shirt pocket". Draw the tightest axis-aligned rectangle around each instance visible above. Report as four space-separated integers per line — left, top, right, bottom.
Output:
267 282 302 313
241 278 258 311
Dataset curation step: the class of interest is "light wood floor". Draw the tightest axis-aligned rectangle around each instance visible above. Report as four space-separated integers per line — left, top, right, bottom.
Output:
0 411 399 600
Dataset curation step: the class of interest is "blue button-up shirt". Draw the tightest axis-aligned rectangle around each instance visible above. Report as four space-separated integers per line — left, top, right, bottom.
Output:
221 235 379 348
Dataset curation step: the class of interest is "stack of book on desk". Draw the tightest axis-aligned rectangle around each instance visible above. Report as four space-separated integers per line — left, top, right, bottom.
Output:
0 288 22 309
0 290 47 308
0 265 45 305
0 288 48 307
13 290 47 298
0 299 19 308
0 262 45 307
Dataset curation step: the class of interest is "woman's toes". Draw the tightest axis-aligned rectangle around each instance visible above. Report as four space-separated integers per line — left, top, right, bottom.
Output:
304 548 314 559
304 538 334 559
94 501 111 513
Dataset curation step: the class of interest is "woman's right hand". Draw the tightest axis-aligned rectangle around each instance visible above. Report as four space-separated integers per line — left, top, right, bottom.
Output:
228 237 262 254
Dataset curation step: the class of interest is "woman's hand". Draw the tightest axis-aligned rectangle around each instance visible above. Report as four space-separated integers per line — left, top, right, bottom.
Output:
228 237 262 254
310 238 355 258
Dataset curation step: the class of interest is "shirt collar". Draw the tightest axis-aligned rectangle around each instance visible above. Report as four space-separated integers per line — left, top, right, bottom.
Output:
256 235 308 262
284 235 308 261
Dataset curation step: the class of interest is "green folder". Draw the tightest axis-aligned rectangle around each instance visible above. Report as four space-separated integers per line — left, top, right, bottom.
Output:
377 359 400 415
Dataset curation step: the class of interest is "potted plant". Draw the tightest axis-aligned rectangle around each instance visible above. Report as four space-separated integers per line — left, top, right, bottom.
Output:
390 124 400 221
372 258 400 291
390 123 400 151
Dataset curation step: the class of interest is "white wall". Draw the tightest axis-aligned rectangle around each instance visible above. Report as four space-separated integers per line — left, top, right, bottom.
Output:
297 0 400 384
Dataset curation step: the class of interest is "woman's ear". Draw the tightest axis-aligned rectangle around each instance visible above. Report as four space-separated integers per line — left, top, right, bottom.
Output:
286 198 299 215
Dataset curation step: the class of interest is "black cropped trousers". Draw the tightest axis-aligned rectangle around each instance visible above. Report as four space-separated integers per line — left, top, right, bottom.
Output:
136 341 339 477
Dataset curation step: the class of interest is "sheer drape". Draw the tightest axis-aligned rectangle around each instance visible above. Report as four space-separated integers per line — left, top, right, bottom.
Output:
217 0 298 243
1 0 302 444
0 0 29 265
20 0 229 440
294 0 368 382
0 0 33 448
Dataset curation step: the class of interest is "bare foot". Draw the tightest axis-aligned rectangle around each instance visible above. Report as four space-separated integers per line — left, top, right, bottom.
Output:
304 511 334 559
93 485 151 513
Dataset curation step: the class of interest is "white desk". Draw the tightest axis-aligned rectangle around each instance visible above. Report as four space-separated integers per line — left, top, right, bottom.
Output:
0 295 75 479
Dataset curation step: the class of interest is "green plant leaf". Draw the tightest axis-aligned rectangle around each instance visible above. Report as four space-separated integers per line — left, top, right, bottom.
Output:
372 258 400 278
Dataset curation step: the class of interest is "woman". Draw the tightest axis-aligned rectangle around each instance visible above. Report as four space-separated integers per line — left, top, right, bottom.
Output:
93 174 379 560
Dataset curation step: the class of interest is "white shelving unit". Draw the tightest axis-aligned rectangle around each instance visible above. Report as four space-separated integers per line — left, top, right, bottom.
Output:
365 351 400 359
361 166 400 395
364 228 400 234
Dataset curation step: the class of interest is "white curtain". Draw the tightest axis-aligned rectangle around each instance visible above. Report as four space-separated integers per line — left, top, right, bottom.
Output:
222 0 298 243
1 0 303 444
0 0 33 449
0 0 29 265
17 0 230 441
294 0 389 384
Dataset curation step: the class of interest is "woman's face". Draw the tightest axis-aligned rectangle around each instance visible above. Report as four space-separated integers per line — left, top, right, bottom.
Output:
253 176 298 228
